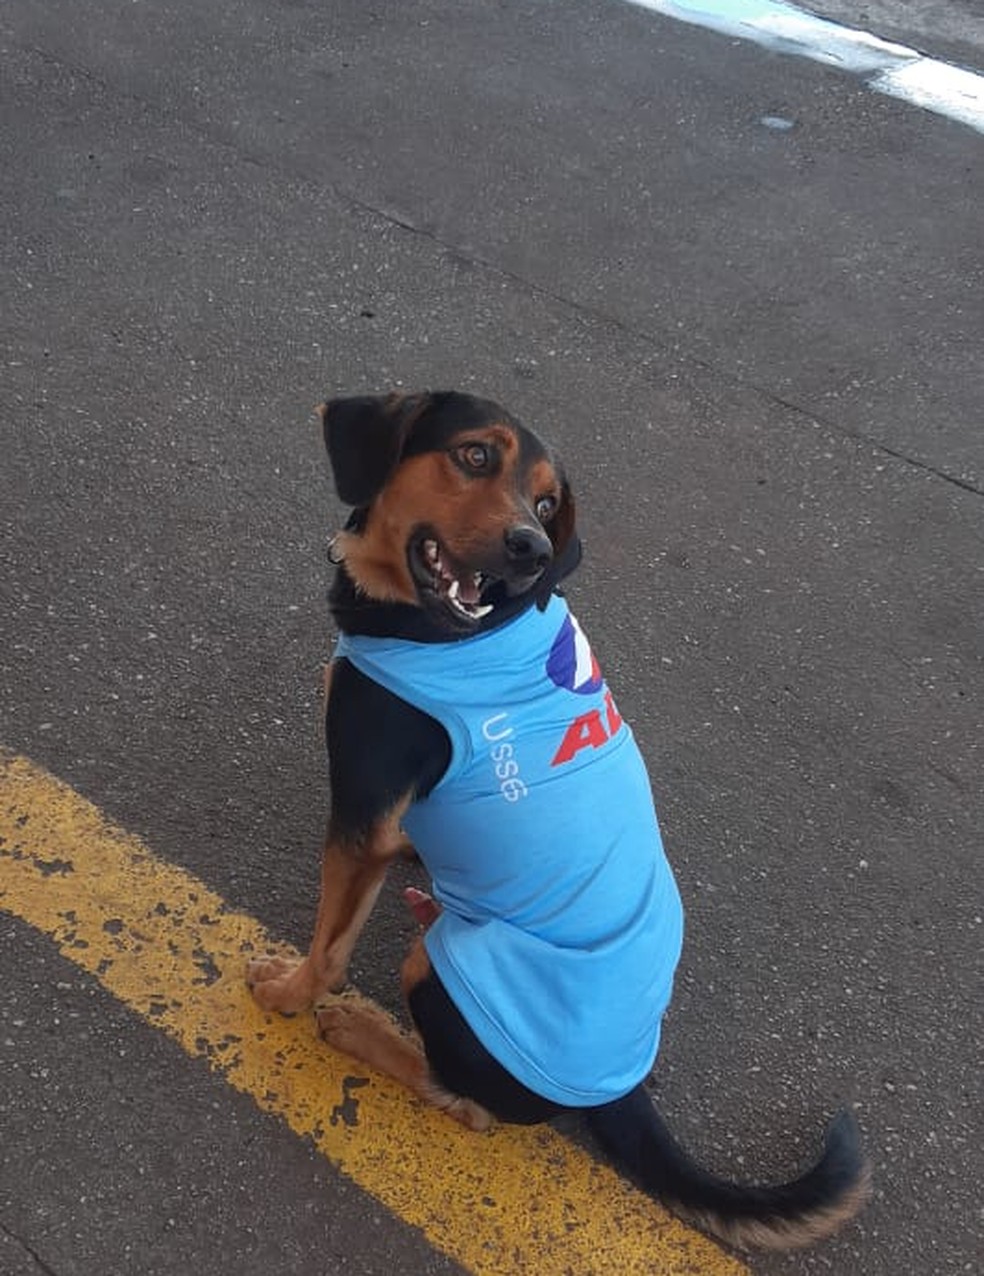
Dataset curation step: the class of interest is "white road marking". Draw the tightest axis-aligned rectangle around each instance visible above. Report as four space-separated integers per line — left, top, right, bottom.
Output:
874 57 984 133
625 0 984 135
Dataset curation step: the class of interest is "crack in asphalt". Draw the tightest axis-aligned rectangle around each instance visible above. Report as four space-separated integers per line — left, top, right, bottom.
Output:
6 29 982 501
0 1222 60 1276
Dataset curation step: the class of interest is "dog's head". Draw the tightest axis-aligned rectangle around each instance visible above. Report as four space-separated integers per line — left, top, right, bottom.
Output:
320 391 581 633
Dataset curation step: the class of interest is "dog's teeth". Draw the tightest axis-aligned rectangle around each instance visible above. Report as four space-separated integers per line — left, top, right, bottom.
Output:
471 603 493 619
448 579 460 601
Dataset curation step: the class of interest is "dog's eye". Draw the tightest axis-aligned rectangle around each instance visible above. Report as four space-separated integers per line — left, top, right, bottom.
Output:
457 443 492 472
535 494 558 522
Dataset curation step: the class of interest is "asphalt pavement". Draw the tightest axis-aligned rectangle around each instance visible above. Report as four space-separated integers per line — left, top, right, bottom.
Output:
1 1 982 1274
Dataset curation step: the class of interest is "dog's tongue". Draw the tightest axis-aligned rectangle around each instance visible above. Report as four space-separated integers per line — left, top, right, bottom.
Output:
455 574 482 606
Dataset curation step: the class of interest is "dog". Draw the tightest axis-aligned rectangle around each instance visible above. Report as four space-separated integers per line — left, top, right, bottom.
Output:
247 390 870 1250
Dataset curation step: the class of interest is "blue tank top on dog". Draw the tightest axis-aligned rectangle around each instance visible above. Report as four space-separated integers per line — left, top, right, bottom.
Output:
334 593 683 1106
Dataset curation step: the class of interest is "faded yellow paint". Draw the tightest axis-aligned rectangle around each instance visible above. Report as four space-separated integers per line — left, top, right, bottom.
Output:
0 750 747 1276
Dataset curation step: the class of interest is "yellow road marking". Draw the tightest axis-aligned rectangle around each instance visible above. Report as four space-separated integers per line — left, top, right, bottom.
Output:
0 750 747 1276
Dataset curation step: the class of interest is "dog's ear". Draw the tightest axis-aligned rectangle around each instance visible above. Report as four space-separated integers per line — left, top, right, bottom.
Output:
536 473 582 608
318 393 430 506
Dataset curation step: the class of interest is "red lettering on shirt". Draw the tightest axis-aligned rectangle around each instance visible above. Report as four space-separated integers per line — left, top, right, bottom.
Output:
604 689 623 737
551 709 608 766
550 691 626 768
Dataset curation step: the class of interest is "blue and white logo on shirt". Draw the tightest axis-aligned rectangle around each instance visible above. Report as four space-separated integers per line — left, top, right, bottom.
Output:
546 613 604 695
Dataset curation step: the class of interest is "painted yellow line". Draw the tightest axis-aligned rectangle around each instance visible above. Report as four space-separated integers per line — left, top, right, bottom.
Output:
0 750 747 1276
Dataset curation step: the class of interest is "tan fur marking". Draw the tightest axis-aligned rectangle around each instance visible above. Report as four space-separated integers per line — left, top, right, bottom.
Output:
315 991 492 1132
331 527 416 603
247 794 413 1013
527 456 561 502
675 1159 872 1251
399 934 433 999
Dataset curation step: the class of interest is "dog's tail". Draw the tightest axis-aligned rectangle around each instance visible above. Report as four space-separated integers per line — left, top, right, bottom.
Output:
585 1086 870 1250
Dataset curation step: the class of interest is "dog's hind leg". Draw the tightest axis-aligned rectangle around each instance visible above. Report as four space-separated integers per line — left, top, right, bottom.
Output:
315 998 492 1132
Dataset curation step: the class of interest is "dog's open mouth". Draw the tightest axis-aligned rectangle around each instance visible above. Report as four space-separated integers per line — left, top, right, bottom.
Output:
410 534 495 625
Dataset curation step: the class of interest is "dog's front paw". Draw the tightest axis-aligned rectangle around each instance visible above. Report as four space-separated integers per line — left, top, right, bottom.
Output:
246 954 314 1014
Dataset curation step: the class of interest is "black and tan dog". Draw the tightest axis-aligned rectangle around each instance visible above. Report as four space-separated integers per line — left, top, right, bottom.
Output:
247 391 869 1250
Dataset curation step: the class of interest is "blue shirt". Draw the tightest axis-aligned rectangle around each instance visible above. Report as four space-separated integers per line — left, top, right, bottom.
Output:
334 593 683 1106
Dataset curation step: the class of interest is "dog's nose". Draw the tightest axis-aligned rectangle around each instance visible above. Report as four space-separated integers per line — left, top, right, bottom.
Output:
504 525 553 571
